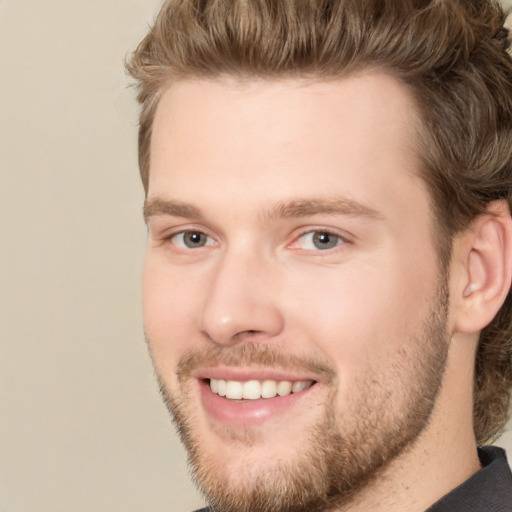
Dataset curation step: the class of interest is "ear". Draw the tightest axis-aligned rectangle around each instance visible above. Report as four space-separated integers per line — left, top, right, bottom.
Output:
453 200 512 334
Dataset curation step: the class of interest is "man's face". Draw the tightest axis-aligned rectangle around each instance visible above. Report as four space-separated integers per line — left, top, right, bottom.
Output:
143 74 451 511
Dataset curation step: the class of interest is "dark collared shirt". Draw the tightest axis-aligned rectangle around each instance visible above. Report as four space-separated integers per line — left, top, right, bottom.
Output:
194 446 512 511
427 446 512 511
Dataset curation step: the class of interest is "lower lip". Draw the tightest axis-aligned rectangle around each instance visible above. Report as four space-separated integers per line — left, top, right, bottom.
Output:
198 380 317 427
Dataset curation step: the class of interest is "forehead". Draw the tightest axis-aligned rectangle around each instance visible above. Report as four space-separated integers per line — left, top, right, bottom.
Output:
149 74 427 222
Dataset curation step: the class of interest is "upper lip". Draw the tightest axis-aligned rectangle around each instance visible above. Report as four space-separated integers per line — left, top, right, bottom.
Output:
191 366 320 383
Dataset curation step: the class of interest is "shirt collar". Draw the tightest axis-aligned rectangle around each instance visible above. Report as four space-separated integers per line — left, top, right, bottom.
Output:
426 446 512 511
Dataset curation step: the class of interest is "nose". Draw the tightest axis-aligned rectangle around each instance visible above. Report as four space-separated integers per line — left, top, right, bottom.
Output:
197 250 285 346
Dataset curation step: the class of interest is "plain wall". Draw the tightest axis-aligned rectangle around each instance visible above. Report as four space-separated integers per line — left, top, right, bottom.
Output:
1 1 511 511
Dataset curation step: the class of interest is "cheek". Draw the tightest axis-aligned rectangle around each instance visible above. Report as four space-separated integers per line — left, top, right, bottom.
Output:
282 257 437 383
142 256 202 372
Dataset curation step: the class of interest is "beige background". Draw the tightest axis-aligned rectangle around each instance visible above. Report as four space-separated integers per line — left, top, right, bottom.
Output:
1 1 511 511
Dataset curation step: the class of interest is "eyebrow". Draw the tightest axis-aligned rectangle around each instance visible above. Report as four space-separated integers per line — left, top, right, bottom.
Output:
143 196 383 224
261 197 383 222
144 198 203 223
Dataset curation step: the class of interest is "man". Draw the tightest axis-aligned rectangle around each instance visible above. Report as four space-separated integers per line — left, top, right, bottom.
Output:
127 0 512 510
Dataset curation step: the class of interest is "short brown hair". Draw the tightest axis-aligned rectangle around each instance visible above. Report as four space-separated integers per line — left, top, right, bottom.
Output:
126 0 512 443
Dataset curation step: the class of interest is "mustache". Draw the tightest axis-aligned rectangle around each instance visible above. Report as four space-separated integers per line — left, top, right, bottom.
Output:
176 343 337 383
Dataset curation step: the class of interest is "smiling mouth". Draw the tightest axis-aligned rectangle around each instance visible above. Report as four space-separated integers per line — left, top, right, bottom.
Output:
208 378 315 400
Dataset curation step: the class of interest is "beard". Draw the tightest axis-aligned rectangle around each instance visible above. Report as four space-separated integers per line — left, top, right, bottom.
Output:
151 279 450 512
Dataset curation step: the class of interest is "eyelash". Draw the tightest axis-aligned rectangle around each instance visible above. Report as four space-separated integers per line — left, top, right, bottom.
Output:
292 229 349 251
167 230 216 249
163 228 350 253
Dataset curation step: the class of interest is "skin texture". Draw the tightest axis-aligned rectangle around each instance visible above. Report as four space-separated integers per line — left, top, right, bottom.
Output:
142 74 488 511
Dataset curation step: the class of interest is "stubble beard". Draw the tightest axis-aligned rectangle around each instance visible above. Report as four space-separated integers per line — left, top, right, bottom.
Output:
151 280 450 512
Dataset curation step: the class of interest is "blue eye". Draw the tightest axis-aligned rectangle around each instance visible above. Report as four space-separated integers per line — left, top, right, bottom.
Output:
297 231 344 250
171 231 215 249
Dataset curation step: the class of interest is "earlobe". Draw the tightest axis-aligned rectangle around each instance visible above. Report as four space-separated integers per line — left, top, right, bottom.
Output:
455 201 512 334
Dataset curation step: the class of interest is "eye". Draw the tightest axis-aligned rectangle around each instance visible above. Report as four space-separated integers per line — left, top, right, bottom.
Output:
295 231 345 250
170 231 215 249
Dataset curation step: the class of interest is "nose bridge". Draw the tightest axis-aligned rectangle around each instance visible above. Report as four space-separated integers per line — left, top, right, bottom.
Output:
198 245 284 345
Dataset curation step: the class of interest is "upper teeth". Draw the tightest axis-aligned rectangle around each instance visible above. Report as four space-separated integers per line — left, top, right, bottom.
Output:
209 379 314 400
